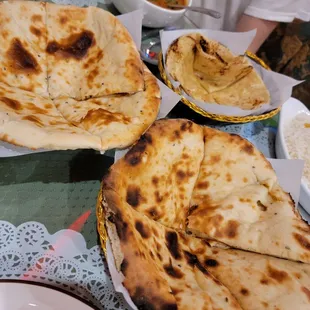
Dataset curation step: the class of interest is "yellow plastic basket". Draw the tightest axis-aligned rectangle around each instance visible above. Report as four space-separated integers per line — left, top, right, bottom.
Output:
158 51 280 123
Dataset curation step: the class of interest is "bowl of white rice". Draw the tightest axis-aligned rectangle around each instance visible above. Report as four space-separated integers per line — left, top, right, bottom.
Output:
276 98 310 213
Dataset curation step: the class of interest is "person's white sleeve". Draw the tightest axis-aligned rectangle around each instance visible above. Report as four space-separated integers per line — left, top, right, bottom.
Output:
245 0 310 22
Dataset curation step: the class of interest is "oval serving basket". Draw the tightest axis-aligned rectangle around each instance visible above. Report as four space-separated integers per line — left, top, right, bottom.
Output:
158 51 280 123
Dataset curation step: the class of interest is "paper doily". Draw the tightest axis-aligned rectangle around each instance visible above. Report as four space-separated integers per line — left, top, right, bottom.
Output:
0 221 131 310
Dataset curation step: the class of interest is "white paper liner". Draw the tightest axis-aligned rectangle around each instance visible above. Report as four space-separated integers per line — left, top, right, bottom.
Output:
0 10 181 157
160 29 303 117
106 158 307 309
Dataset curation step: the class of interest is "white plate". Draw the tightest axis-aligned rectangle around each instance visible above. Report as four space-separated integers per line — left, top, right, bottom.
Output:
0 281 95 310
275 97 310 213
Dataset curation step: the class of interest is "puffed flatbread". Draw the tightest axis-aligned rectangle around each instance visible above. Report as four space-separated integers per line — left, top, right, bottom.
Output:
0 82 101 150
187 127 310 263
102 181 242 310
0 1 48 96
46 3 144 100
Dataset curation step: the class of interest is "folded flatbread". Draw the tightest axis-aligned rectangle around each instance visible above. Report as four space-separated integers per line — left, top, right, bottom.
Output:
0 2 159 151
102 181 242 310
46 3 144 100
188 127 310 263
165 33 270 110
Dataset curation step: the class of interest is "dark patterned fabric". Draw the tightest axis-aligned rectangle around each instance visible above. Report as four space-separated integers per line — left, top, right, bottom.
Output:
257 20 310 108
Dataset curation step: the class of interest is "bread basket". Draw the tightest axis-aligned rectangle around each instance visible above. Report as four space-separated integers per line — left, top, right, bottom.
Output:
158 51 280 123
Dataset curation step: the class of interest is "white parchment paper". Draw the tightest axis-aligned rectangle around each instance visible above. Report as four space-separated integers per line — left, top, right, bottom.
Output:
106 157 307 309
0 10 181 157
160 29 302 117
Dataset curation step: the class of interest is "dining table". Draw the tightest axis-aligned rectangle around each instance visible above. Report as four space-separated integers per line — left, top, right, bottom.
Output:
0 0 306 309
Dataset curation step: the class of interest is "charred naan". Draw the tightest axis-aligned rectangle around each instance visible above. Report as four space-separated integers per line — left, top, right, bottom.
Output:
188 127 310 263
46 3 144 100
0 1 48 96
101 184 242 310
54 65 160 151
102 119 204 229
0 82 101 150
165 33 270 110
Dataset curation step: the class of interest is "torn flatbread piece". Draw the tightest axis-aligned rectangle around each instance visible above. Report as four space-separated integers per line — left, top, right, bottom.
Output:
101 181 242 310
187 127 310 263
102 119 204 229
54 65 160 151
0 1 48 96
46 3 144 100
0 82 101 150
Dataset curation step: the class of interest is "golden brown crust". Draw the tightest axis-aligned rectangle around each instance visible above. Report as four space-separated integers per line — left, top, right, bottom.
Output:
165 33 270 110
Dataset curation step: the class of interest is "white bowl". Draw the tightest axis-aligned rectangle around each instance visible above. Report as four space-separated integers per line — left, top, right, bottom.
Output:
275 97 310 213
111 0 192 28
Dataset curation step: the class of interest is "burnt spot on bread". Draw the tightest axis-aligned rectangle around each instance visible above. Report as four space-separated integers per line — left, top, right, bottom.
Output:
164 260 184 279
148 207 161 220
165 231 181 260
132 287 177 310
226 173 232 182
302 287 310 302
155 191 164 203
169 38 179 53
209 155 221 164
126 185 143 208
135 220 150 239
260 277 269 285
180 120 193 132
196 181 209 189
293 233 310 251
199 37 209 53
215 52 227 65
30 26 42 37
224 220 239 238
121 258 129 275
22 115 44 127
0 97 22 110
240 288 250 296
257 200 267 211
152 176 159 186
31 14 43 23
111 213 129 242
46 30 95 60
59 16 68 24
6 38 41 74
267 265 289 283
205 259 219 267
188 205 198 216
242 143 254 155
124 133 152 166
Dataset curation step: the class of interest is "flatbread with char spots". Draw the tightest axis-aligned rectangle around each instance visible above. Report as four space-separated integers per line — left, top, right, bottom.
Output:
102 119 204 230
0 1 48 96
54 65 160 151
101 182 242 310
46 3 144 100
187 238 310 310
187 127 310 263
0 82 101 150
165 33 270 110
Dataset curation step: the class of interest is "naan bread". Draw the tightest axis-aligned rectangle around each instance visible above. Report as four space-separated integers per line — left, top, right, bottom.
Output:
188 127 310 263
101 183 242 310
0 82 101 150
54 65 160 151
165 33 270 110
0 1 48 96
103 119 204 229
46 3 144 100
188 239 310 310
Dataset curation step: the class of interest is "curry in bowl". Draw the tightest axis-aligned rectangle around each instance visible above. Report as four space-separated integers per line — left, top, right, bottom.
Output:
148 0 187 10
